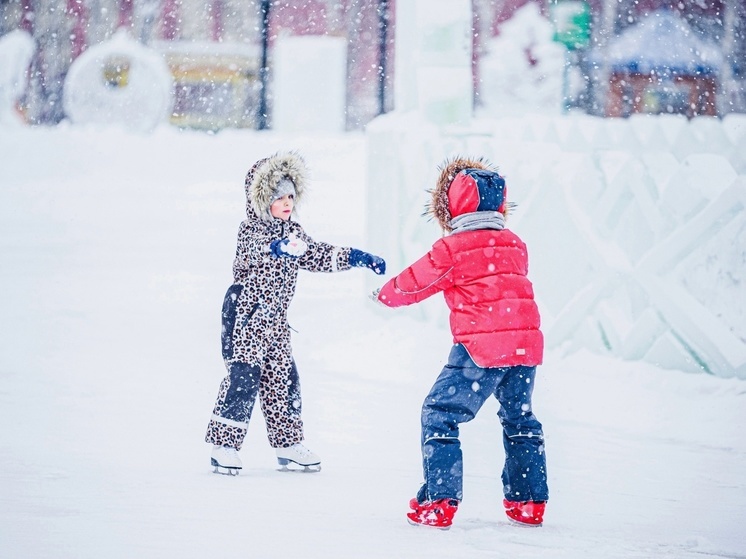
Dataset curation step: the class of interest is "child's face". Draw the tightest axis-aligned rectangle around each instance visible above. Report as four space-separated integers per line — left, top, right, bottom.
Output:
270 194 294 221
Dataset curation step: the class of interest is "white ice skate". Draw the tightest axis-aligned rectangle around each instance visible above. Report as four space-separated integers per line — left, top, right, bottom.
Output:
211 445 242 476
275 443 321 472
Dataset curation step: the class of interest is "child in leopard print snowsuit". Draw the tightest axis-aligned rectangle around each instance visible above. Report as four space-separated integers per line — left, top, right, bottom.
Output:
206 151 385 473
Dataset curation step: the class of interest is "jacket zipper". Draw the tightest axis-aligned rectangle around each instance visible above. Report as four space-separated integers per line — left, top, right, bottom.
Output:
279 221 288 317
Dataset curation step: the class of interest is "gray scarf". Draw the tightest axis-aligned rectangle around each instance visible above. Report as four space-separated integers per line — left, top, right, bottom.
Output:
449 211 505 234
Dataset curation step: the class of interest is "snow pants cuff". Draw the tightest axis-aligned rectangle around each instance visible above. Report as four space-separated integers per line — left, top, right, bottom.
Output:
205 417 248 451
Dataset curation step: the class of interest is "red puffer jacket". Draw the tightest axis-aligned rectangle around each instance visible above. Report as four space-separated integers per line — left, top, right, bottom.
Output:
377 157 543 368
377 229 543 368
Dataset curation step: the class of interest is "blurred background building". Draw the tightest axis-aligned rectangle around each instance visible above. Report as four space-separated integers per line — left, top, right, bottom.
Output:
1 0 744 129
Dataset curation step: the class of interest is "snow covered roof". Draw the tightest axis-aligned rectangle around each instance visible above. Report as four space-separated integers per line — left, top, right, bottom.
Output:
605 10 724 76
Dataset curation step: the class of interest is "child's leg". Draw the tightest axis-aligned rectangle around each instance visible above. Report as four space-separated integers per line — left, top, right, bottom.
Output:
258 341 305 448
419 344 496 502
205 361 261 451
494 365 548 502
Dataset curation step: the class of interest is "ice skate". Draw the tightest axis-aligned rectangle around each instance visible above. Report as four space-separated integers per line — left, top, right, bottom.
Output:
210 445 242 476
275 443 321 472
406 498 459 529
503 499 545 526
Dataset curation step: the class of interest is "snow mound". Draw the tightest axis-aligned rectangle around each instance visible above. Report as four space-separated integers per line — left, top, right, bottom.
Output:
0 30 35 124
478 3 565 116
63 29 173 133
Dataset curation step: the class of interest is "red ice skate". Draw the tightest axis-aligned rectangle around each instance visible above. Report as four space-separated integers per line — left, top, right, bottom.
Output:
407 498 459 529
503 499 545 526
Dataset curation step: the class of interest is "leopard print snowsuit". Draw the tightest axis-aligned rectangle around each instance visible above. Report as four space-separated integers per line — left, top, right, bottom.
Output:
205 152 352 450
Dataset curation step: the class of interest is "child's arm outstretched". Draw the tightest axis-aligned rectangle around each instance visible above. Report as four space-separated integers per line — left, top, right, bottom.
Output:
285 227 385 275
375 239 453 307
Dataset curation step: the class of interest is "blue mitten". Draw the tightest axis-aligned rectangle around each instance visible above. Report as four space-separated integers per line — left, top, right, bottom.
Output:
270 239 291 257
349 249 386 275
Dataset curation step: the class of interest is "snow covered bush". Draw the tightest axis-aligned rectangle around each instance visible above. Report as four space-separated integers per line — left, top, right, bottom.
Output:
478 3 565 116
0 30 35 125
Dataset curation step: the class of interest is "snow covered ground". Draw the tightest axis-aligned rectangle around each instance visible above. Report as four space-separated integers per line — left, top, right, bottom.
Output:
1 124 745 558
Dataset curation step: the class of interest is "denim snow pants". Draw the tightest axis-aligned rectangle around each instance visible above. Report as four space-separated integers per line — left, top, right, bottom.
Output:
418 343 548 503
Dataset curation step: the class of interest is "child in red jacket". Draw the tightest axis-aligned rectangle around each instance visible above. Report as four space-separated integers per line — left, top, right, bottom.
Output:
374 157 548 529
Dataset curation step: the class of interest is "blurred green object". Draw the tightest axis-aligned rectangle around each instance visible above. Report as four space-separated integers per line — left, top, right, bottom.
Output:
550 0 591 50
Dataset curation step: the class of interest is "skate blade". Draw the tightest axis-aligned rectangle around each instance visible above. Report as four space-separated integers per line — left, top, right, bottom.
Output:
406 517 451 530
211 459 241 476
276 458 321 473
212 466 240 476
506 516 542 528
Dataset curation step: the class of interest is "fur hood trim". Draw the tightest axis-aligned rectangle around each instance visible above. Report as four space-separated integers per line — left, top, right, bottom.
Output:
245 151 308 221
427 156 503 233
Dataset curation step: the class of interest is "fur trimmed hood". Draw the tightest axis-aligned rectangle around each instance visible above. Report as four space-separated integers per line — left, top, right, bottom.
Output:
427 156 507 233
244 151 308 221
